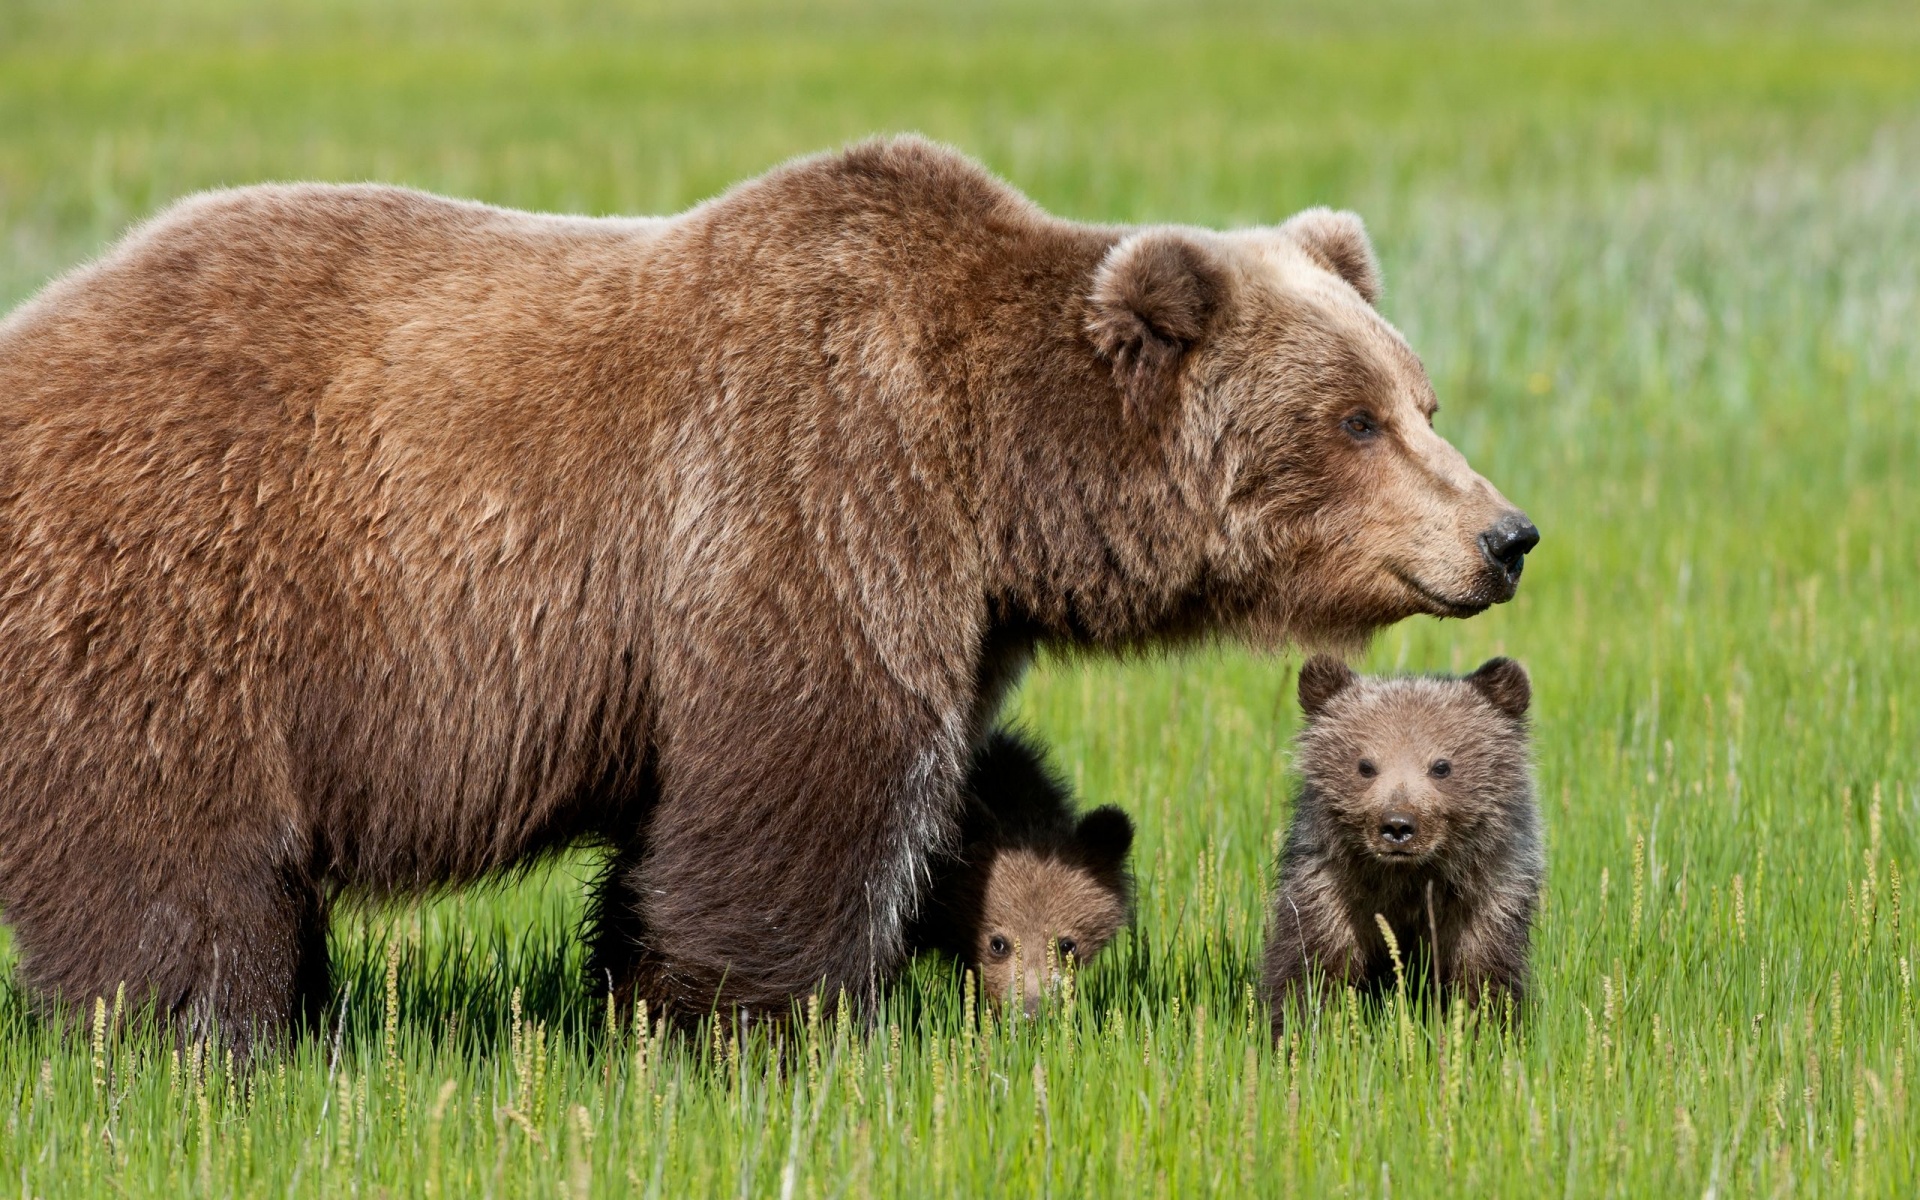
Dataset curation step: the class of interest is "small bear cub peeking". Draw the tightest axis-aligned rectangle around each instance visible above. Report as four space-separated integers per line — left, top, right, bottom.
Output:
911 730 1134 1014
1263 655 1541 1032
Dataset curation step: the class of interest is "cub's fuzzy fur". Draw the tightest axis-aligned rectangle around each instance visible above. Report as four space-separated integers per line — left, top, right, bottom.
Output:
909 730 1133 1013
0 135 1533 1050
1263 656 1541 1030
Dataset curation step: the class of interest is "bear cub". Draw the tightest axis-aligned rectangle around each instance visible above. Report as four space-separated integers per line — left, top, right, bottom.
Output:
1263 655 1541 1031
911 730 1134 1014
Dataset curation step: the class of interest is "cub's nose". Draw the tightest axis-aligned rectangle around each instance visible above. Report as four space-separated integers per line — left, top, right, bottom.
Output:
1479 512 1540 580
1379 814 1418 845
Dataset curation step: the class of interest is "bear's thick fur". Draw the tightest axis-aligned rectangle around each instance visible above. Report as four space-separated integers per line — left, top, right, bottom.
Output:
907 729 1134 1013
0 136 1533 1048
1263 656 1542 1031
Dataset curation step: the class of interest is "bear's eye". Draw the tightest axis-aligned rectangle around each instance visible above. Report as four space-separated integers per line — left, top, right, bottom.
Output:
1357 759 1377 778
987 935 1011 960
1342 411 1380 441
1058 938 1077 959
1430 759 1452 778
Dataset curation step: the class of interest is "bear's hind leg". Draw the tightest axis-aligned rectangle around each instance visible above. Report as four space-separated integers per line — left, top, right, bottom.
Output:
8 843 328 1061
164 857 331 1058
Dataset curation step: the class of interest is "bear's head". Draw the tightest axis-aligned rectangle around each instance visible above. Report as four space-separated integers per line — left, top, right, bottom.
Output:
1290 654 1532 868
968 805 1134 1015
1085 212 1538 650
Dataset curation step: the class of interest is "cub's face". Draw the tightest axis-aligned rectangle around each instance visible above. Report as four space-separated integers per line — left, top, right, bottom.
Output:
973 849 1128 1015
1086 213 1537 649
1293 655 1532 867
960 805 1133 1015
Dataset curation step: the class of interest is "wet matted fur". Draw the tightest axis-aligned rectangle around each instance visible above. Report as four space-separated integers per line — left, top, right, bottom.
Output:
908 729 1133 1013
0 135 1533 1049
1263 656 1543 1032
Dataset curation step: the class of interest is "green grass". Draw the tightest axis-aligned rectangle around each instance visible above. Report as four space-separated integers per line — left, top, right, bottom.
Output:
4 1 1919 1194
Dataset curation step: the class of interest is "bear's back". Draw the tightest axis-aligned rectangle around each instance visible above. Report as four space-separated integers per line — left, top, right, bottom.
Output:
0 183 672 427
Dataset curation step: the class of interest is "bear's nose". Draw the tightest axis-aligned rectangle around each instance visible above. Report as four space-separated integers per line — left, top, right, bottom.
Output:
1479 513 1540 581
1021 972 1047 1017
1379 814 1418 845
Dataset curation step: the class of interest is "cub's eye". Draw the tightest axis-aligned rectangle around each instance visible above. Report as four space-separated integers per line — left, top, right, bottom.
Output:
1357 759 1377 778
1342 412 1379 441
1430 759 1452 778
987 935 1011 960
1058 938 1078 959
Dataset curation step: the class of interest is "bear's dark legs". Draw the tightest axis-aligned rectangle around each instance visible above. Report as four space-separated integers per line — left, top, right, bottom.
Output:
167 859 332 1057
1263 870 1369 1035
1261 877 1535 1036
7 845 328 1060
626 698 970 1020
1442 896 1533 1018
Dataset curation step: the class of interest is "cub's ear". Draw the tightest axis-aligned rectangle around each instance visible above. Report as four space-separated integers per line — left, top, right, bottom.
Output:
1278 208 1382 307
1466 657 1531 720
1297 654 1357 719
1086 230 1225 420
1074 806 1135 869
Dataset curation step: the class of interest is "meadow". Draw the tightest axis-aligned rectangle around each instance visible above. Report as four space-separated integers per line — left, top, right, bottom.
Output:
3 0 1919 1194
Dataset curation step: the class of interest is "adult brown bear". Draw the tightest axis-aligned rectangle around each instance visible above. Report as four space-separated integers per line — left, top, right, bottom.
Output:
0 136 1535 1049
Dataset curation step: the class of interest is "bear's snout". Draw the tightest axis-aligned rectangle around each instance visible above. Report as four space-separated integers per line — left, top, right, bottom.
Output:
1020 967 1051 1017
1370 808 1433 859
1364 786 1442 861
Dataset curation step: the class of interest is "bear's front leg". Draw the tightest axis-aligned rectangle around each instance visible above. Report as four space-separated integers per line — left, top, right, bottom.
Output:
613 421 990 1020
608 666 974 1021
1263 868 1369 1034
1442 889 1536 1020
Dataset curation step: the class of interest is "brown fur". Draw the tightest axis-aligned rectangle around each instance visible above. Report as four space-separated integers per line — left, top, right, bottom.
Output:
0 136 1533 1049
908 729 1133 1014
1263 656 1541 1032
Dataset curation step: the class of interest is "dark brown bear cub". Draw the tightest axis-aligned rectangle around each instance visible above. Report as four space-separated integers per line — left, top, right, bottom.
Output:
911 730 1134 1014
1263 655 1541 1031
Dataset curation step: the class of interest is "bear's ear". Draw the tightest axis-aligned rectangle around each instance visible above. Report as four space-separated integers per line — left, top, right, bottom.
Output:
1278 208 1382 307
1074 805 1134 870
1466 657 1531 720
1086 230 1225 421
1297 654 1357 719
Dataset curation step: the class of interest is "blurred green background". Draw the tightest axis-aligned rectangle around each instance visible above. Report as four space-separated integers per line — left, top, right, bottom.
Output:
2 2 1918 1195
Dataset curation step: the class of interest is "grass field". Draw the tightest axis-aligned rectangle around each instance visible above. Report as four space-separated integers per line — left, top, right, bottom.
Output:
4 1 1920 1195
